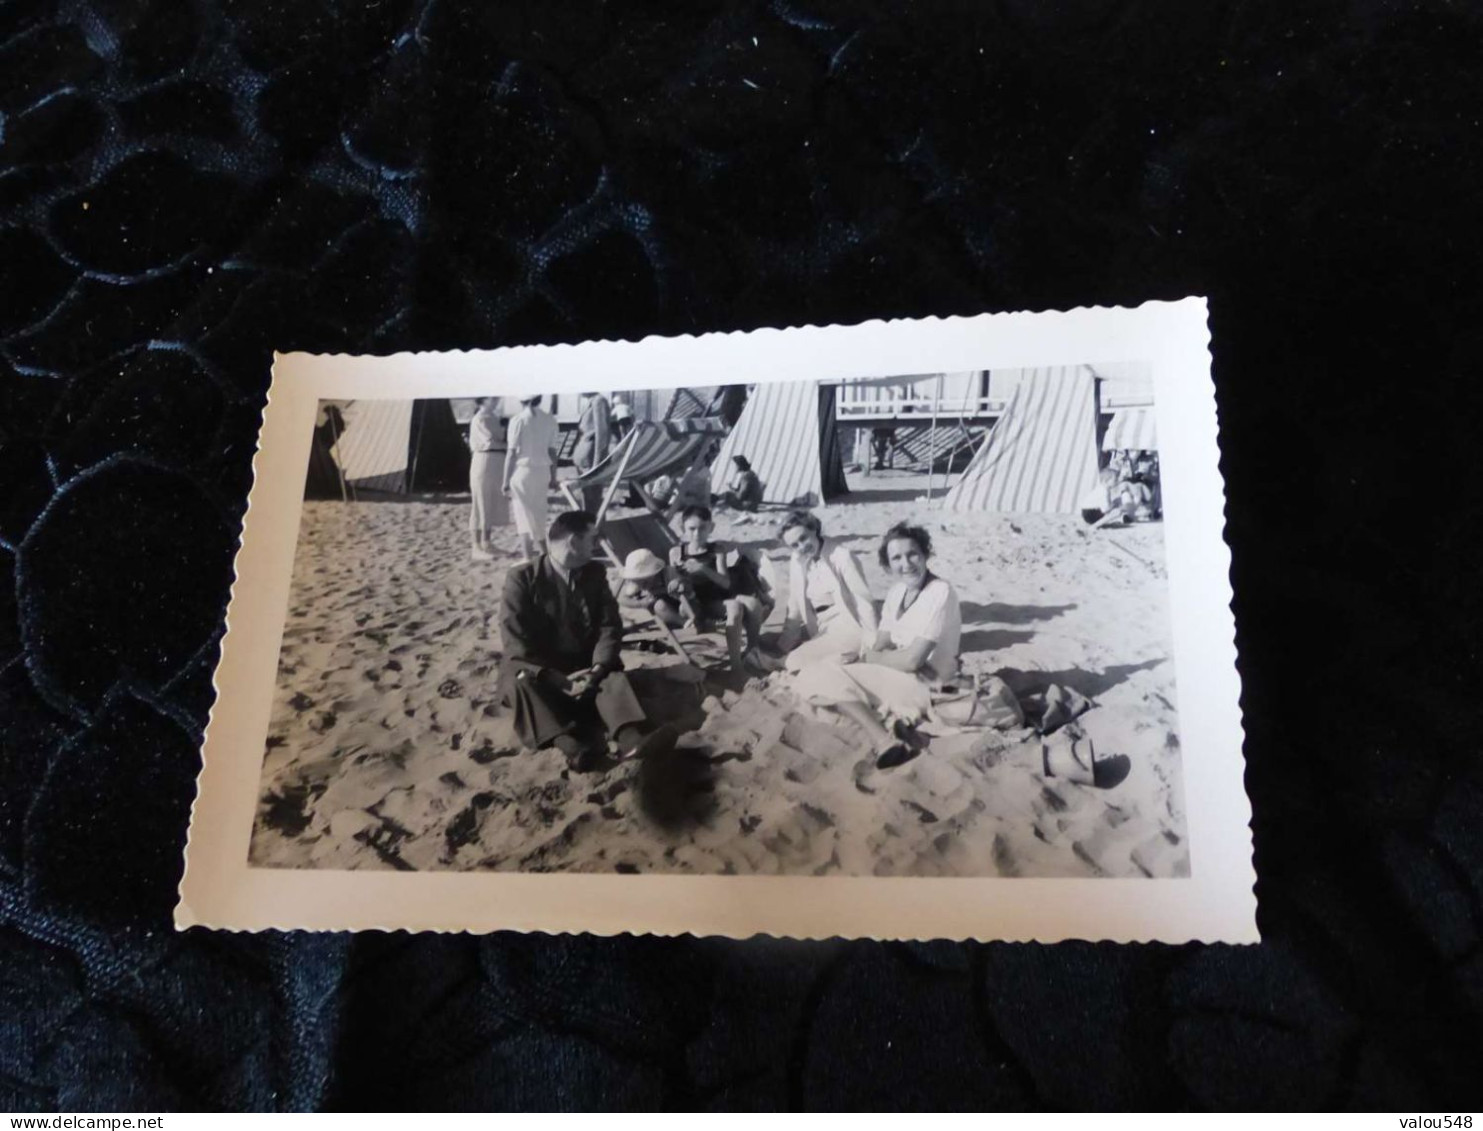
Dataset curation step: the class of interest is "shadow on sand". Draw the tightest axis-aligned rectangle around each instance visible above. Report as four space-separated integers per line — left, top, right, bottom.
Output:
995 658 1164 701
834 486 932 506
1094 754 1132 789
628 665 719 831
959 627 1036 653
956 601 1074 657
637 745 718 830
958 600 1077 626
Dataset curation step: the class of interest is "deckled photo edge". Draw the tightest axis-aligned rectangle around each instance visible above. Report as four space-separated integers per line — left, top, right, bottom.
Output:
177 300 1257 943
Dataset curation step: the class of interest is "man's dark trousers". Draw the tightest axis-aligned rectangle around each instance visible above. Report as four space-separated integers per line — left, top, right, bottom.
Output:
498 552 647 750
506 668 646 750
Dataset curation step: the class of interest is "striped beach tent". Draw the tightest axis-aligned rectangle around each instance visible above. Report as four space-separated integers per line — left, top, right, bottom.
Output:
944 366 1099 514
709 381 848 507
322 399 467 496
333 399 412 493
1102 405 1158 451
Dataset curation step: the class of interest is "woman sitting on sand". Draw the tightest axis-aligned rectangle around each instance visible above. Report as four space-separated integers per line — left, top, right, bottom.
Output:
776 509 878 671
716 455 763 512
1080 464 1155 528
791 522 960 769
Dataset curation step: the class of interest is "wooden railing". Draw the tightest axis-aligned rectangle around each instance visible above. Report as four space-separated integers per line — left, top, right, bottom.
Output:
835 386 1006 421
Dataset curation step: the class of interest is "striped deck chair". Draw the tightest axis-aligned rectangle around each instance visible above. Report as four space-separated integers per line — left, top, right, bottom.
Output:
561 416 729 532
562 418 729 662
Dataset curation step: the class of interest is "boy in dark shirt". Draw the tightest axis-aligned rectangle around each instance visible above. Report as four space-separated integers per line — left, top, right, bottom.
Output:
663 506 771 673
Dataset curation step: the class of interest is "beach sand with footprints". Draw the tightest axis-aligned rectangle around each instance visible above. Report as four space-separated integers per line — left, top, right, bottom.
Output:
249 475 1189 878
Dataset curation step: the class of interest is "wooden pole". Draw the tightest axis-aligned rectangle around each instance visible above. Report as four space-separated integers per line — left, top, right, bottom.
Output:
327 405 349 503
927 373 942 506
593 426 641 527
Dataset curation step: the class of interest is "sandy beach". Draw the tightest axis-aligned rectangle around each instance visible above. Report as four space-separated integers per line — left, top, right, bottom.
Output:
249 474 1188 878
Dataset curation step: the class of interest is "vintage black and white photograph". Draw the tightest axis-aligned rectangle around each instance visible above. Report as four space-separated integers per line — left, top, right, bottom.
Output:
180 304 1251 940
251 367 1186 881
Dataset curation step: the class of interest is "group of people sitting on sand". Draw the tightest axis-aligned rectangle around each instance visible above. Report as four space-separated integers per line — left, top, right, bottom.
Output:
1078 450 1161 528
500 505 959 774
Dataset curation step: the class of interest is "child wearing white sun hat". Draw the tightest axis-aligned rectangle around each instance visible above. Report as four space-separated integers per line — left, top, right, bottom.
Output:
617 548 669 613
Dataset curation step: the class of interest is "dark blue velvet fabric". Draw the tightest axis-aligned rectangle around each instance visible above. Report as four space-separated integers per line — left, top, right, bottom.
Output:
3 0 1481 1110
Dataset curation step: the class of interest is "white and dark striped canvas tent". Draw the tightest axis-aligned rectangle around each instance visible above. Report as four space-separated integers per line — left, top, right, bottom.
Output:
944 366 1099 514
322 399 467 496
710 381 848 507
1102 406 1158 451
333 399 412 493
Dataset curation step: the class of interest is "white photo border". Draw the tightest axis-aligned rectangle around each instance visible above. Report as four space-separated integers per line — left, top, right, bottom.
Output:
177 298 1257 942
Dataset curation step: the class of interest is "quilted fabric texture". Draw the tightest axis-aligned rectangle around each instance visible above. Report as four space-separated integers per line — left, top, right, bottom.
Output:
3 0 1482 1111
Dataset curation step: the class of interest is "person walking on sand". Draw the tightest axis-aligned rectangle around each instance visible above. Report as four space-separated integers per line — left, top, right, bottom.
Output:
499 510 679 772
791 522 961 769
468 397 509 561
776 509 878 671
502 395 560 562
571 390 613 512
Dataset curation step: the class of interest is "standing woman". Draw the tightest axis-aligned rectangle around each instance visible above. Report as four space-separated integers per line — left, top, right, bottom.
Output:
502 395 560 562
468 398 509 560
776 509 878 670
792 522 961 769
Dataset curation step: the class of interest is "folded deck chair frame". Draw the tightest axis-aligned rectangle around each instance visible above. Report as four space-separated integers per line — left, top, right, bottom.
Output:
560 417 728 530
561 419 729 663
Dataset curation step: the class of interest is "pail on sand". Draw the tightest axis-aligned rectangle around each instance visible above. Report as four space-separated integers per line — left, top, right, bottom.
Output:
1042 727 1097 785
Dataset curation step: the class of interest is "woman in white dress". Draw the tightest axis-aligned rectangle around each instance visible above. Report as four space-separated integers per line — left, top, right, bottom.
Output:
792 522 961 769
501 395 560 561
776 509 878 671
468 398 509 560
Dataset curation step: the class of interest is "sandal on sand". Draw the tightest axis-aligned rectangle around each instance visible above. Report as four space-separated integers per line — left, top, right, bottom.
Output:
887 715 923 743
876 742 918 770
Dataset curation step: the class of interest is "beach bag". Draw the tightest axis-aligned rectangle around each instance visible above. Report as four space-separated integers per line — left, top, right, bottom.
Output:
932 675 1025 729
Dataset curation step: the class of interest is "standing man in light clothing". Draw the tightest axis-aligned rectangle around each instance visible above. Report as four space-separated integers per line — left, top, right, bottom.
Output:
571 391 613 513
502 395 560 562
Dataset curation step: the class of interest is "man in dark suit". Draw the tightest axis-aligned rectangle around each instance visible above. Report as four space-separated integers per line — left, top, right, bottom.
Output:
499 509 678 770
